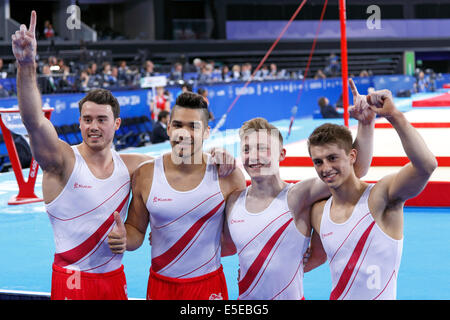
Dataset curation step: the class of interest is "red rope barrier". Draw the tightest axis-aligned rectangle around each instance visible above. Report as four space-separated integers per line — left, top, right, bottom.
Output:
287 0 329 139
339 0 350 127
212 0 308 134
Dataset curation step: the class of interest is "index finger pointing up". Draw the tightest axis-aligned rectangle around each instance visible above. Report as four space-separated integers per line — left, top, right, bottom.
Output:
29 10 36 35
349 78 359 97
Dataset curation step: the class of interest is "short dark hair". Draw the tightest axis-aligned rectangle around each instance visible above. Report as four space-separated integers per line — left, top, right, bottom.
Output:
181 83 193 91
318 97 328 108
171 92 209 126
158 110 170 122
78 88 120 119
307 123 353 154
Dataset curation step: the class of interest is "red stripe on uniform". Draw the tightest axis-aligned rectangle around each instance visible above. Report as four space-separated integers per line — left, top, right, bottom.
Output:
153 191 221 229
330 221 375 300
239 218 293 296
238 211 290 256
151 200 225 273
54 193 130 267
329 212 371 263
47 181 130 221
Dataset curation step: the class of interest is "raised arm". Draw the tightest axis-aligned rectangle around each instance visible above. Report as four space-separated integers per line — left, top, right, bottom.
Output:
369 91 437 203
12 11 69 172
348 79 376 178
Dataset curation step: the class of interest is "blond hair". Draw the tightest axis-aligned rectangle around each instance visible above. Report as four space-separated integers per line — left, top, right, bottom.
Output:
239 117 283 146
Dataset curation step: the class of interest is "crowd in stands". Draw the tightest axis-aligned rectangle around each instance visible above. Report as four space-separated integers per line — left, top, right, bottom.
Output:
0 52 440 99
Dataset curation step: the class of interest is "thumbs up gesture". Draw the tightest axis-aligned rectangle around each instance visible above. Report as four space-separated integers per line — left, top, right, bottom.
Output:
11 10 37 66
108 211 127 254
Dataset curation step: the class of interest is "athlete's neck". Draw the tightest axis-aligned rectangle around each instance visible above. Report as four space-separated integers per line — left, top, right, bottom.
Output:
330 174 367 206
248 174 287 199
77 142 113 165
165 152 207 174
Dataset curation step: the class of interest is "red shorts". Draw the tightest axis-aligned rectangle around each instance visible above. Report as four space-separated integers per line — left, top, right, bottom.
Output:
147 265 228 300
51 264 128 300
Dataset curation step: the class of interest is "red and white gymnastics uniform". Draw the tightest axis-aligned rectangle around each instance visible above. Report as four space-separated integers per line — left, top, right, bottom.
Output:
146 154 227 300
228 185 310 300
320 184 403 300
151 95 167 120
46 146 130 300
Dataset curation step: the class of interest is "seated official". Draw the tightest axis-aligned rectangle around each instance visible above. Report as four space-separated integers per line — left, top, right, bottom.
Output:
150 110 170 144
318 96 342 119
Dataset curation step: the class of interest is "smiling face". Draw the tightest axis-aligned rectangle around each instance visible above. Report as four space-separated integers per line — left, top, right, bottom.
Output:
79 101 120 151
309 143 356 189
241 130 285 178
167 106 209 163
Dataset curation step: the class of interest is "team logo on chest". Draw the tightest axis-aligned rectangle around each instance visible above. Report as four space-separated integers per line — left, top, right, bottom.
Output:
73 182 93 189
153 196 173 203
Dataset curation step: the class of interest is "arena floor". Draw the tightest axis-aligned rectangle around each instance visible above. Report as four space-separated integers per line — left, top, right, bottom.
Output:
0 92 449 299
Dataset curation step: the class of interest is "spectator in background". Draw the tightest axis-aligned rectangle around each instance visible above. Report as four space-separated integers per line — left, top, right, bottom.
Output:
100 62 117 88
87 61 98 77
117 60 131 85
150 86 170 123
150 110 170 144
86 61 101 88
75 70 90 92
318 96 342 118
221 65 232 82
193 58 203 74
335 93 343 110
44 20 55 39
38 64 57 94
198 63 213 84
414 70 430 93
255 64 269 80
164 88 174 107
197 87 209 105
169 62 184 81
0 58 7 79
0 84 9 98
231 64 241 81
57 65 73 92
111 67 119 86
47 56 58 72
241 63 252 81
118 60 129 75
269 63 279 79
197 87 215 123
176 83 193 98
359 69 369 77
324 53 340 77
314 69 327 80
141 60 156 78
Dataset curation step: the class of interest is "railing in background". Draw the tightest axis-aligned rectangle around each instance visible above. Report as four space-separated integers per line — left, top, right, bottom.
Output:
1 74 449 130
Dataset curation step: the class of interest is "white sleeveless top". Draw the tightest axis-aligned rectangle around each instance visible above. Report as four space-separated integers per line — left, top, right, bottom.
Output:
228 184 310 300
147 154 225 278
46 146 130 273
320 184 403 300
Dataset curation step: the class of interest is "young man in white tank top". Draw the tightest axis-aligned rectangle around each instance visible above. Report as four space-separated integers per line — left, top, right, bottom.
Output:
223 80 377 300
109 91 246 300
12 12 153 299
305 88 437 299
